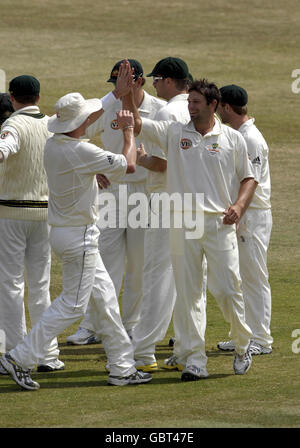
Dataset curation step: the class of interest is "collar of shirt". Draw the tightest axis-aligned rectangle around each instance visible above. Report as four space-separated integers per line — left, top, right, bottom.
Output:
10 105 41 118
168 93 189 105
238 117 255 133
184 114 222 137
53 133 89 143
138 90 159 114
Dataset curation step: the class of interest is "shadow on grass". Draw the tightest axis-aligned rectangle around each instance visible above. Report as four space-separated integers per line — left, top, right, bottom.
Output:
0 368 232 393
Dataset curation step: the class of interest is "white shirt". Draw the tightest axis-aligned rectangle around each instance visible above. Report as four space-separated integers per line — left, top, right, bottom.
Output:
44 134 127 227
140 116 256 214
238 118 271 209
85 91 165 184
147 93 190 193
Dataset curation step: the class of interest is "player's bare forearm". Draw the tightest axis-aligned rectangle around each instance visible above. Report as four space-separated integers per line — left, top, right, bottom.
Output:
223 177 257 225
117 110 136 173
137 154 167 172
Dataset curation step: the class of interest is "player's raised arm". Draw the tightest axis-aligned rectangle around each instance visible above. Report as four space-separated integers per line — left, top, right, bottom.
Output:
88 59 135 127
116 109 136 173
122 87 142 136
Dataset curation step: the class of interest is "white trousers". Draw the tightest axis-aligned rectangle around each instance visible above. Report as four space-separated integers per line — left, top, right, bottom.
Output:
10 224 136 377
132 193 208 364
237 208 273 348
132 224 176 364
0 218 58 364
81 183 146 334
170 214 252 370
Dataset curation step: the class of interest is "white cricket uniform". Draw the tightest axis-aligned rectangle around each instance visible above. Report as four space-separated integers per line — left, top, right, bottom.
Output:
132 94 207 365
235 118 273 349
81 91 165 335
139 115 255 370
10 134 138 377
0 106 59 365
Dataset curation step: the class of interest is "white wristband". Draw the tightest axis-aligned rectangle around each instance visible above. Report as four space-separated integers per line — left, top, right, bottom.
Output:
101 91 117 111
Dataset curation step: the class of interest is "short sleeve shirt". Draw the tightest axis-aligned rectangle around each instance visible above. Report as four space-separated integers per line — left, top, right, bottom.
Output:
140 116 255 214
44 134 127 226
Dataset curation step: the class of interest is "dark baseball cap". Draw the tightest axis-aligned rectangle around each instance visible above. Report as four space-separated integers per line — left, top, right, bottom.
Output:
220 84 248 107
107 59 144 83
147 57 189 79
9 75 40 97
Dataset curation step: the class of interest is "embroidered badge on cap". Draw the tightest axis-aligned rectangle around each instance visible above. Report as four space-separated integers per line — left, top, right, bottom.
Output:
180 138 192 150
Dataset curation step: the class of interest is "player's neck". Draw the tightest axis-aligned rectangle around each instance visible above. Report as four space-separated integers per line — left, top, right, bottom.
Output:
230 114 249 130
134 89 145 108
194 116 215 136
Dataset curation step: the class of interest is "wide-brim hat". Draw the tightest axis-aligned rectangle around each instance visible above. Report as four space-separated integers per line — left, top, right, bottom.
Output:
48 92 102 134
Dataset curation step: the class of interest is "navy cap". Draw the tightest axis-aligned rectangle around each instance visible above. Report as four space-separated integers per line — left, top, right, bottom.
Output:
147 57 189 79
220 84 248 107
9 75 40 96
107 59 143 83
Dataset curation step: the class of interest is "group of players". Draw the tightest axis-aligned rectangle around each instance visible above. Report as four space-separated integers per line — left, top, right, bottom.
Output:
0 57 272 391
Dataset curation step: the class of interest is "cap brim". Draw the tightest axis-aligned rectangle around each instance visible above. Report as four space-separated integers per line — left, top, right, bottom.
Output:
48 98 102 134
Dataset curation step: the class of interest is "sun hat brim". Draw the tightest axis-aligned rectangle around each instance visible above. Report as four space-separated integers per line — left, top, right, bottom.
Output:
48 98 102 134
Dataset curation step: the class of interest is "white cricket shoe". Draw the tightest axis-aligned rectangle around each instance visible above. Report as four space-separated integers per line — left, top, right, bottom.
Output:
66 327 100 345
181 365 209 382
0 354 40 391
233 349 252 375
217 340 235 351
107 370 152 386
249 341 272 355
37 359 65 372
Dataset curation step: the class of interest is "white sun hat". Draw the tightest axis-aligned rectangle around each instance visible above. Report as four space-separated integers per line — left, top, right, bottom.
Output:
48 92 102 134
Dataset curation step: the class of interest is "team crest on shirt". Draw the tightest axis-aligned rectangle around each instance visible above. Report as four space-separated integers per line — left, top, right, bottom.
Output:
111 119 119 130
180 138 193 150
0 131 10 139
205 143 219 155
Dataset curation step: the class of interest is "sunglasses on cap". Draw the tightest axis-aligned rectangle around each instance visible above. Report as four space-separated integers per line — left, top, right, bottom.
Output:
110 73 143 85
152 76 165 83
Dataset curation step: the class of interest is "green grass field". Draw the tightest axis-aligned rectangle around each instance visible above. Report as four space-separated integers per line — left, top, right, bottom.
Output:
0 0 300 429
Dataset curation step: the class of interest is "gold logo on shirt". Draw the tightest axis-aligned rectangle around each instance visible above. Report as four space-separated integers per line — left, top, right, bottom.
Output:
111 119 119 130
180 138 192 150
0 131 10 139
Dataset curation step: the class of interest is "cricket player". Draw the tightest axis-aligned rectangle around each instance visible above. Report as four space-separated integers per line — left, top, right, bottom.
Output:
0 62 152 390
0 76 63 374
67 59 166 345
217 84 273 355
130 57 207 372
123 78 257 381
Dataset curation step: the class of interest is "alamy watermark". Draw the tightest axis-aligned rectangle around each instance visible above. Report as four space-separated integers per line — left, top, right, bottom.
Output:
291 69 300 93
291 329 300 354
0 329 6 354
98 186 205 240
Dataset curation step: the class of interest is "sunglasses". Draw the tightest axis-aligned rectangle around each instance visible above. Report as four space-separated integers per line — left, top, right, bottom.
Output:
153 76 165 83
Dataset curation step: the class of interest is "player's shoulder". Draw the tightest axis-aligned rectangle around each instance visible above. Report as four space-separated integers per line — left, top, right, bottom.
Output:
240 120 268 148
221 122 242 139
143 91 166 108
